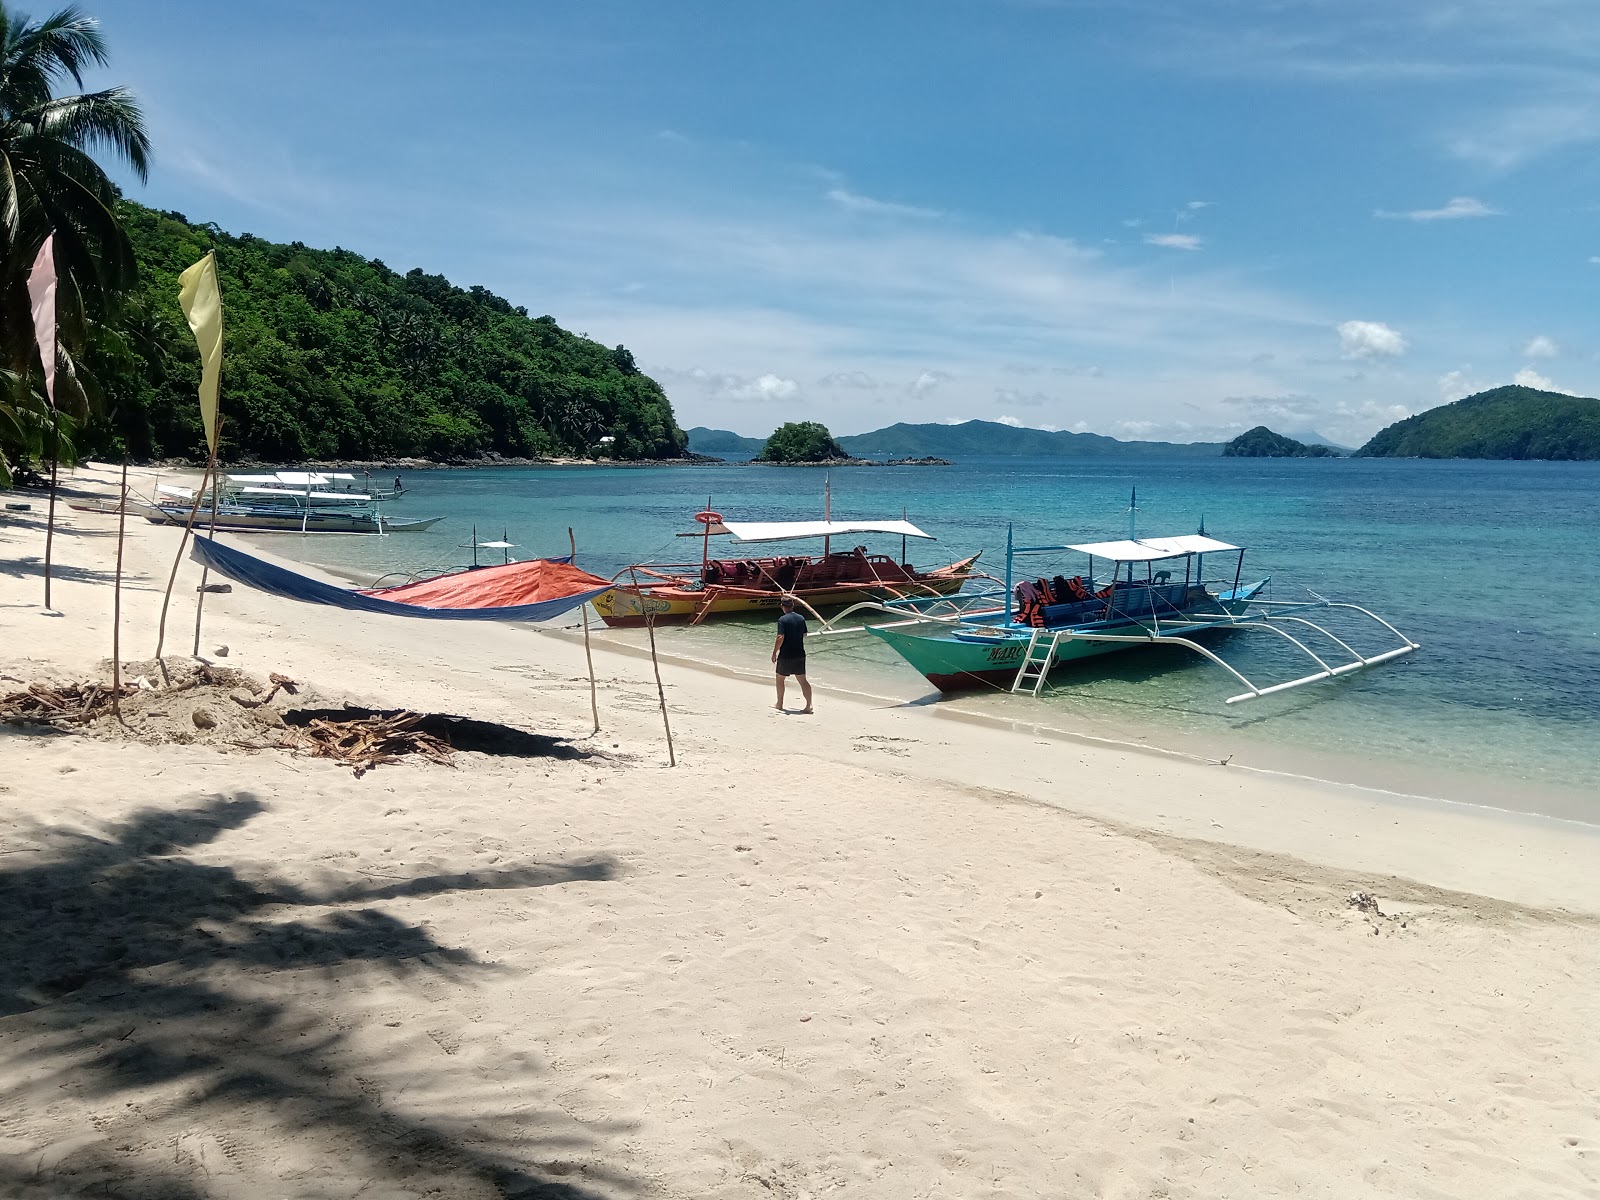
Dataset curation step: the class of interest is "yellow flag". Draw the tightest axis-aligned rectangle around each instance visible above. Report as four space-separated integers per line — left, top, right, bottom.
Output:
177 251 223 455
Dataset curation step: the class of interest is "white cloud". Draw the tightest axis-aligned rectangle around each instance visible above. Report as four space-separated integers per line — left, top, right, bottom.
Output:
997 415 1024 427
1449 102 1600 171
1513 367 1576 393
818 370 879 389
1374 196 1502 221
1186 200 1213 211
1337 320 1408 358
1524 334 1559 357
825 188 942 219
727 373 799 401
909 370 950 397
1144 232 1203 250
1438 369 1484 398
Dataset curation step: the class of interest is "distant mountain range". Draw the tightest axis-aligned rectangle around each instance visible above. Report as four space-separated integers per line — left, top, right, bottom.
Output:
686 420 1221 459
1355 385 1600 460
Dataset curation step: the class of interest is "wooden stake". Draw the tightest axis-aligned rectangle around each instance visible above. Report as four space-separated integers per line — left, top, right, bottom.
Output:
629 565 675 767
42 412 59 611
571 527 600 736
112 458 128 720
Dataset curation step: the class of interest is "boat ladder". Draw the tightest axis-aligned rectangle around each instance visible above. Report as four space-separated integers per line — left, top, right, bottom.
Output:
1011 629 1062 696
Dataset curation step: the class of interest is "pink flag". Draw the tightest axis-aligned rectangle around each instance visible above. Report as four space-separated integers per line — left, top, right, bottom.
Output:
27 234 57 410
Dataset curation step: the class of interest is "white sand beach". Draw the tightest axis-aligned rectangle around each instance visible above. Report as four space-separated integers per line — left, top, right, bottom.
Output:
2 463 1597 1199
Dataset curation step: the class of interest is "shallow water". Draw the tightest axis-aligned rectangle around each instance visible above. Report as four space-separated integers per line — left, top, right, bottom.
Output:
268 457 1600 823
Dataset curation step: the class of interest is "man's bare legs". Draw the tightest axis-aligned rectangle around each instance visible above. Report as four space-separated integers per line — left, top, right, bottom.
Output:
774 673 814 713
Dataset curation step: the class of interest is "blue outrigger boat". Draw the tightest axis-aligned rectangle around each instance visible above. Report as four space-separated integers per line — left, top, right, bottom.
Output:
822 499 1418 702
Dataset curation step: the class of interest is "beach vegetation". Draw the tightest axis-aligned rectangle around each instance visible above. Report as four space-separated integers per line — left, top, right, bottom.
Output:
0 1 150 484
757 420 849 462
1355 385 1600 460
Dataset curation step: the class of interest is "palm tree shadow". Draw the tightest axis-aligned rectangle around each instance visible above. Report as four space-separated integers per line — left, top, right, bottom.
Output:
0 794 637 1198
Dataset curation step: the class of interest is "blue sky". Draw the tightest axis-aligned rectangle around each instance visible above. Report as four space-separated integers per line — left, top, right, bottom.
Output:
93 0 1600 443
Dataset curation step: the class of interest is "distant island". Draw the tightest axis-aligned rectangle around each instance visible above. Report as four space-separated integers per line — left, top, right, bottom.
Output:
1355 385 1600 460
687 419 1222 460
1222 426 1341 458
747 421 951 466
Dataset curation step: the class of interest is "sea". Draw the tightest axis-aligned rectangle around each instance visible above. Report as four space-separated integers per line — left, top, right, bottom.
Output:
267 457 1600 825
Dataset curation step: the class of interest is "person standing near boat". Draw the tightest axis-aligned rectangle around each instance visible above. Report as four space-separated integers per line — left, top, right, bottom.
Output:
772 597 813 714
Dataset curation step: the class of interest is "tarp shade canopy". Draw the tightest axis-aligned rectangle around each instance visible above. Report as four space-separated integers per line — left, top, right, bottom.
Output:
677 519 934 543
1066 534 1242 562
190 535 608 622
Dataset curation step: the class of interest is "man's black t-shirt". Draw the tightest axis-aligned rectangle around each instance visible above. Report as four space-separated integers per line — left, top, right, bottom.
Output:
776 611 807 664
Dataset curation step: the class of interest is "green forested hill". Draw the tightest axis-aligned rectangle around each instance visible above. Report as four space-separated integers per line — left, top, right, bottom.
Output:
1222 426 1340 457
1355 385 1600 460
89 203 686 462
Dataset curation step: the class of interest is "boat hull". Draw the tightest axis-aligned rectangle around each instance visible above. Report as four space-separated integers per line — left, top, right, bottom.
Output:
869 591 1263 693
143 505 442 534
592 561 978 627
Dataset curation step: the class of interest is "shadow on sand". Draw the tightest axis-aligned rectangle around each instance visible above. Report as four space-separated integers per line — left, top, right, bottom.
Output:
0 795 635 1198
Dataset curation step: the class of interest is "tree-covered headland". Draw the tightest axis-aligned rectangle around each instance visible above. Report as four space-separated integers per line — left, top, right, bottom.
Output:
91 204 687 463
1355 385 1600 460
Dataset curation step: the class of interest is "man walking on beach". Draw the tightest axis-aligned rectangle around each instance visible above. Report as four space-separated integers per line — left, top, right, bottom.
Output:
772 596 813 714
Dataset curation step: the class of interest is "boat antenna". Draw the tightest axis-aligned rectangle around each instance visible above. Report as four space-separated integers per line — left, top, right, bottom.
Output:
502 528 511 566
1197 512 1207 537
823 475 832 557
471 524 479 568
1004 522 1014 624
1127 486 1138 542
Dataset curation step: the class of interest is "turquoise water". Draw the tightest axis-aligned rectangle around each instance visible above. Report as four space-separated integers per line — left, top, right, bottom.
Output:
272 458 1600 821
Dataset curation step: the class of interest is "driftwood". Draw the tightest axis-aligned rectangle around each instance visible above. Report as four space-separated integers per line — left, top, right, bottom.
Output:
285 710 455 777
0 682 138 729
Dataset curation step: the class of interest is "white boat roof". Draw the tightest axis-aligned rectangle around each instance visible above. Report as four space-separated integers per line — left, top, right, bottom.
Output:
718 519 935 543
156 483 195 499
475 540 515 549
238 486 372 502
1067 534 1241 562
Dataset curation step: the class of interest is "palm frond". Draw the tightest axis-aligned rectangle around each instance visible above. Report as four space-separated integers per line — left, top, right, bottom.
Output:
28 86 151 180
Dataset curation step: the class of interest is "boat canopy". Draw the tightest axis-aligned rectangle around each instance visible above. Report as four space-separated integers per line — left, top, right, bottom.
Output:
237 486 373 502
226 471 359 487
702 519 935 543
189 535 609 622
1065 534 1241 562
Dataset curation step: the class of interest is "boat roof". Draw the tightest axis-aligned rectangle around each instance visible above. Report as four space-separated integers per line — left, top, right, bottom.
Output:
686 519 935 543
238 486 372 502
226 471 358 486
1066 534 1241 562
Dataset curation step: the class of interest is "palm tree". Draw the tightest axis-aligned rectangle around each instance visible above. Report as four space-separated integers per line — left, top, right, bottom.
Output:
0 2 150 467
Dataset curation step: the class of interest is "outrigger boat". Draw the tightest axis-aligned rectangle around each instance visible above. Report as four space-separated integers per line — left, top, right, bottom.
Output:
590 506 982 628
143 483 442 534
830 498 1417 703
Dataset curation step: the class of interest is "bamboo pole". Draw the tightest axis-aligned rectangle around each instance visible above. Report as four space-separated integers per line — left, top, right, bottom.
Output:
570 527 600 736
152 454 215 683
111 458 128 721
191 465 223 656
42 412 59 611
628 565 675 766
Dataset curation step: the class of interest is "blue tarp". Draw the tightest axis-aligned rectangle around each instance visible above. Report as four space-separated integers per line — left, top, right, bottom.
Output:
190 535 610 622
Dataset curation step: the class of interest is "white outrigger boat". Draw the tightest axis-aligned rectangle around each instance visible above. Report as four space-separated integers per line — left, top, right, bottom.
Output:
823 497 1418 703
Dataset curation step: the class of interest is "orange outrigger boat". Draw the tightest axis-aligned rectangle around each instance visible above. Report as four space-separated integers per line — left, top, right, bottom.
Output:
591 509 981 628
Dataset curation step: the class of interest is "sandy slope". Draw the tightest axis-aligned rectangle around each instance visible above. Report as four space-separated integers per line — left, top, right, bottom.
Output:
1 464 1597 1200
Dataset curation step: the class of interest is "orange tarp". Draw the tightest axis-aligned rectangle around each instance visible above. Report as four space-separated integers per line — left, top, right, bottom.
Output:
363 559 611 610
